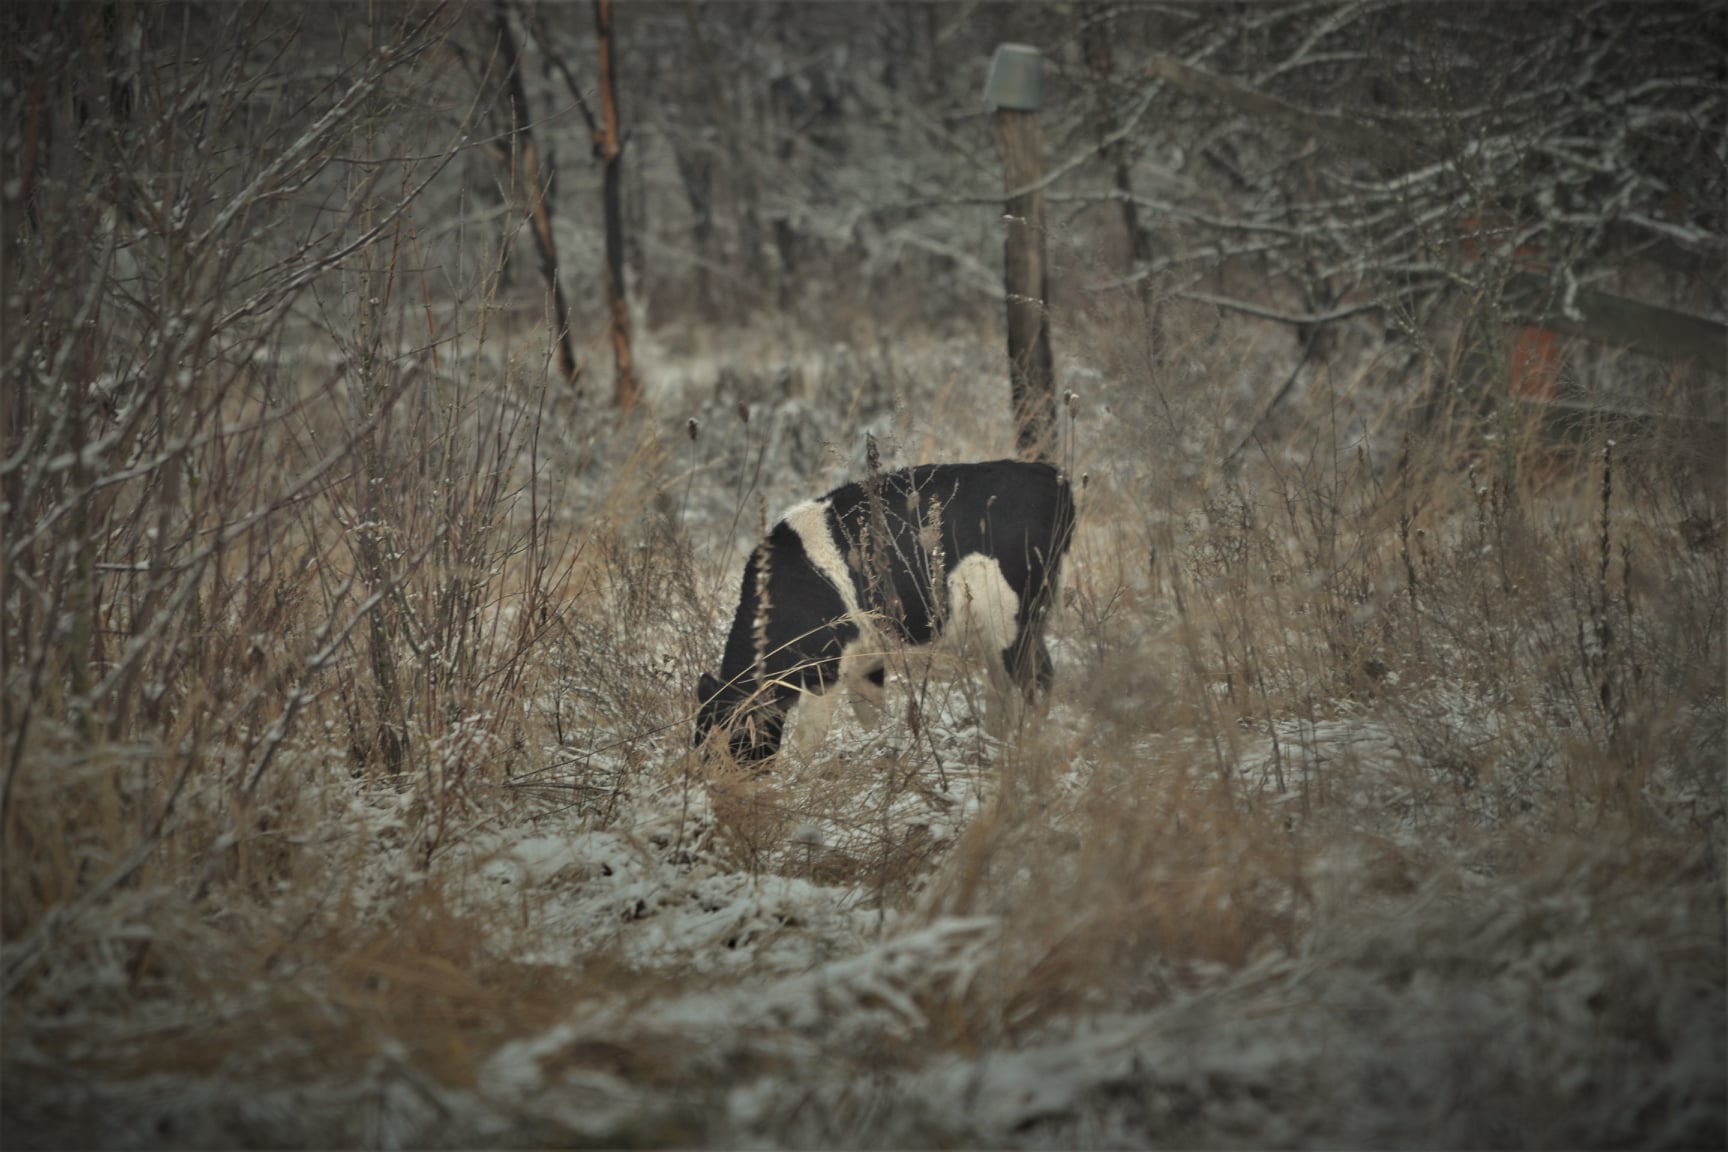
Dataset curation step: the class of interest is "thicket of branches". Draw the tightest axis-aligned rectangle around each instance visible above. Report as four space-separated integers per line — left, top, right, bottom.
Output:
5 0 1723 940
2 5 1722 1145
536 2 1724 369
1 3 534 960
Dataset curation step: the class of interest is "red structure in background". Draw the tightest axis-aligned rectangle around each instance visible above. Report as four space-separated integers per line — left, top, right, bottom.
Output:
1460 215 1564 399
1509 326 1561 398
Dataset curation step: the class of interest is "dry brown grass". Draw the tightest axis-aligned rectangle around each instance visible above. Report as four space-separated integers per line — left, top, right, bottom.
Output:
3 10 1722 1148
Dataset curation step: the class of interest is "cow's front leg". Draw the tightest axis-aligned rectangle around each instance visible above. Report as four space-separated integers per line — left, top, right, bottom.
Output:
789 685 838 754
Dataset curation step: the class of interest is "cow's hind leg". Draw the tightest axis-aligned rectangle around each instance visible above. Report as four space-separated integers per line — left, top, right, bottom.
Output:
991 626 1055 738
1004 628 1054 699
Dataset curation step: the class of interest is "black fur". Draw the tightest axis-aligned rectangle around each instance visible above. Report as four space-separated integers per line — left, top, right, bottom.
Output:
696 460 1075 762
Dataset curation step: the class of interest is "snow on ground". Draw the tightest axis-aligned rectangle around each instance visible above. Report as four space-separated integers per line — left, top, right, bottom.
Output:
6 728 1723 1148
4 329 1721 1148
15 679 1719 1149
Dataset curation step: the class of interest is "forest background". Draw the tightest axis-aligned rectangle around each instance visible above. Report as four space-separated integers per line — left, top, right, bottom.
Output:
3 3 1723 1146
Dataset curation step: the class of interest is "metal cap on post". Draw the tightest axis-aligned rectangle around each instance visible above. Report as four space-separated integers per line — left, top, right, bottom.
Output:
983 43 1043 111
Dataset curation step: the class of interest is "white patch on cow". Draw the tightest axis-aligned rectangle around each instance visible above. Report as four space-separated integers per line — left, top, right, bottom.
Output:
942 553 1027 735
943 553 1021 673
778 497 872 749
780 498 862 617
774 497 1047 749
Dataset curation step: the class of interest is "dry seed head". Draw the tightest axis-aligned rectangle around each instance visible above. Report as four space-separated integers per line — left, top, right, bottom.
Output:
736 400 750 425
687 417 700 442
918 496 944 554
751 546 773 681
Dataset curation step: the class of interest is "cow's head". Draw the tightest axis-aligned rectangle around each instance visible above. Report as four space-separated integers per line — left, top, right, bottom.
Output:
695 672 785 764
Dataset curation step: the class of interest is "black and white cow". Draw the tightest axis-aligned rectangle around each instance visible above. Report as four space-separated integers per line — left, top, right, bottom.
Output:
695 459 1076 762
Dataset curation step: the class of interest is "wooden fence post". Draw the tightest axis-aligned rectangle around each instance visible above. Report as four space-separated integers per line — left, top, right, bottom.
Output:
593 0 638 411
986 44 1057 463
494 2 581 390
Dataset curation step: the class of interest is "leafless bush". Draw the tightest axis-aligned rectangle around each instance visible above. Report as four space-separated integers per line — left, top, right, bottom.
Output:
2 6 1720 1146
0 2 585 983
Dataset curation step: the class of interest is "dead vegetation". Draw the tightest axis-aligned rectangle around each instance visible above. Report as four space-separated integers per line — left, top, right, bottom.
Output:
3 6 1723 1149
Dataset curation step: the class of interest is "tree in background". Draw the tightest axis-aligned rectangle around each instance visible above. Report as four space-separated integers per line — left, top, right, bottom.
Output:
1080 4 1723 398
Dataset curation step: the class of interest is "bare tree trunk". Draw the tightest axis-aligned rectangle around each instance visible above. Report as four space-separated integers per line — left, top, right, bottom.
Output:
494 2 581 389
1082 5 1155 316
732 68 767 316
625 33 651 289
593 0 638 410
672 142 718 319
678 2 722 320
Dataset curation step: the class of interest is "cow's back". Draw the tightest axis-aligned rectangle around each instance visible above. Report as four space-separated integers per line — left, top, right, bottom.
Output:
821 460 1072 645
